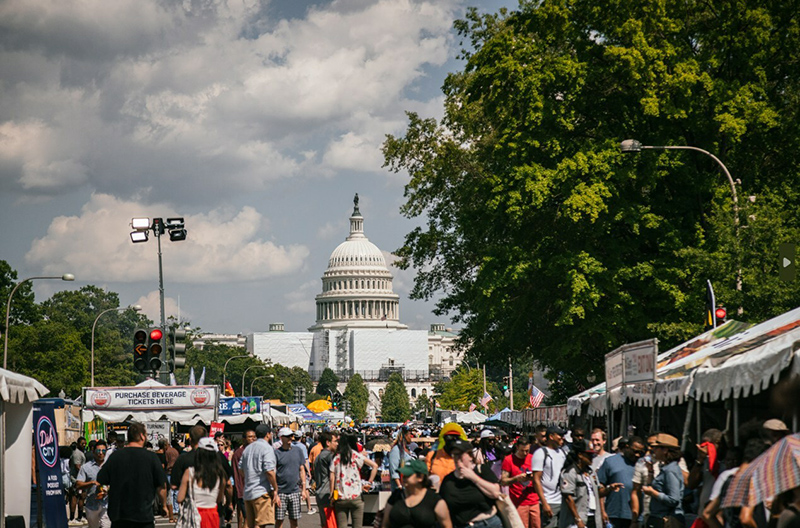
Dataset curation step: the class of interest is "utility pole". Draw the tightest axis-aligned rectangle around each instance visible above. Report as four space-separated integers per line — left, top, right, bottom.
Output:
508 358 514 410
155 222 169 384
482 364 487 395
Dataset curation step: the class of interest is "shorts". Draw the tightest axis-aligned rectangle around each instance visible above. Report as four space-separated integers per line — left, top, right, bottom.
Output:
244 494 274 528
275 492 302 521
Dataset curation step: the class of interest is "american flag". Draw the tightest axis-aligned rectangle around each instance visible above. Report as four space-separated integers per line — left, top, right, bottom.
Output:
529 384 545 408
479 391 493 409
469 403 476 412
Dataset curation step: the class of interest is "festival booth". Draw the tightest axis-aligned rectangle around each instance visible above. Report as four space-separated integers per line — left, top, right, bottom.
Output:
0 368 49 528
287 404 326 425
82 379 219 437
567 306 800 446
457 410 487 425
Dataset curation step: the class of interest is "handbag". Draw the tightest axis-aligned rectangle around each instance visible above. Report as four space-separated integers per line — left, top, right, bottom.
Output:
646 516 682 528
495 494 524 528
176 468 202 528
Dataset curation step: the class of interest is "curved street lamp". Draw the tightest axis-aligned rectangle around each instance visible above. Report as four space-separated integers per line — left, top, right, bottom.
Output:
4 273 75 369
242 364 269 396
620 140 742 314
250 374 276 397
222 355 250 396
90 304 142 387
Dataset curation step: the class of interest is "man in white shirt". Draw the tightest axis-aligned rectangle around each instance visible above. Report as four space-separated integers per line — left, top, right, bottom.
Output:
591 429 612 473
532 425 568 528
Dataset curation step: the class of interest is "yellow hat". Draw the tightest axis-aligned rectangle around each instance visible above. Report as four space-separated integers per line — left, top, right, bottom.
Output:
436 423 468 450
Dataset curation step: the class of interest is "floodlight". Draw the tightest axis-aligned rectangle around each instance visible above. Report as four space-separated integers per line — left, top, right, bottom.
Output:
130 231 149 243
166 217 185 228
169 229 187 242
131 217 151 231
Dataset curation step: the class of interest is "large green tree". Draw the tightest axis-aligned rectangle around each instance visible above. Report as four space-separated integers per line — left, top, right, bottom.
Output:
316 368 340 398
343 373 370 422
384 1 800 401
380 373 411 422
434 367 505 413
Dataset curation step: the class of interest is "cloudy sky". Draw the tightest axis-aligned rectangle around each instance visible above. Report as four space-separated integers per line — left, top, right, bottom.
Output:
0 0 514 334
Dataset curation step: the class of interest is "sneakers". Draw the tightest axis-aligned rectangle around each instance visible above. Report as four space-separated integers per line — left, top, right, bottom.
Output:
68 520 84 526
307 507 318 515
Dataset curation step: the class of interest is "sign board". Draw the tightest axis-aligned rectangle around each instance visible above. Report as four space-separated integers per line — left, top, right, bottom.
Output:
219 397 261 416
605 338 658 390
210 422 225 437
34 401 68 528
84 385 216 412
144 421 170 446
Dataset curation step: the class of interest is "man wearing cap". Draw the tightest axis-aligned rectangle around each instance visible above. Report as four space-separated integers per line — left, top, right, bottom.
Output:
763 419 790 445
291 430 314 515
239 424 278 528
531 426 568 528
426 423 467 488
501 436 540 528
274 427 307 528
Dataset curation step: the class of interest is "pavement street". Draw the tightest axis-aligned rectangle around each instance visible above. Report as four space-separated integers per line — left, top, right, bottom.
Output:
150 497 326 528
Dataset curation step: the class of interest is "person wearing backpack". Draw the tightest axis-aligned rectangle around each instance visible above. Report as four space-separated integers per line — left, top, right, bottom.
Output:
532 426 568 528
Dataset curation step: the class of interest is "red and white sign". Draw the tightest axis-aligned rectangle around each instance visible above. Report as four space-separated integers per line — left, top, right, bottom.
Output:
209 422 225 437
84 385 218 412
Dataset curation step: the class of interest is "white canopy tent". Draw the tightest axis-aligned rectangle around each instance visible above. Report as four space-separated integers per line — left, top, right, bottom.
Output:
0 368 49 527
457 411 488 425
82 379 219 424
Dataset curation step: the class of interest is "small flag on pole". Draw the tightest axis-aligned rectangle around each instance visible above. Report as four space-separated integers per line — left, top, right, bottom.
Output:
188 367 196 386
479 391 493 409
529 384 545 408
225 380 235 397
169 373 177 386
469 403 476 412
198 367 206 385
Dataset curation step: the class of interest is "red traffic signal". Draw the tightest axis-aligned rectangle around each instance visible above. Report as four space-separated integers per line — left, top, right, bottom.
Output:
150 329 163 341
148 328 164 372
715 307 727 320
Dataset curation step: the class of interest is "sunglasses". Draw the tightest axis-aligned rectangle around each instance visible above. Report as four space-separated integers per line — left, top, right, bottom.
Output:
95 449 107 453
632 450 645 457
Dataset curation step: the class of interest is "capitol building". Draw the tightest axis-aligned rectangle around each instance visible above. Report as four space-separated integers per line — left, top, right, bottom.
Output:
242 195 463 420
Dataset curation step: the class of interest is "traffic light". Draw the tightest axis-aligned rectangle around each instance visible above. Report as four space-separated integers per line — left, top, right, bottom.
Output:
133 328 148 373
148 328 164 372
168 327 187 370
715 306 727 324
502 376 509 390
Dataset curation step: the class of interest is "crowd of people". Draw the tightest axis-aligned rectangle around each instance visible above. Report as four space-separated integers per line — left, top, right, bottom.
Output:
54 417 798 528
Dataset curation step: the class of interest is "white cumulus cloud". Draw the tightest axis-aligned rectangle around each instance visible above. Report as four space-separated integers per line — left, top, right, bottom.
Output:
25 193 310 283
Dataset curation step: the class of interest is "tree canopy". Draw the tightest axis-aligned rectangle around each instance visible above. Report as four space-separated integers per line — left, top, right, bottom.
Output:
384 1 800 400
434 367 505 413
316 368 340 398
381 373 411 422
343 373 369 422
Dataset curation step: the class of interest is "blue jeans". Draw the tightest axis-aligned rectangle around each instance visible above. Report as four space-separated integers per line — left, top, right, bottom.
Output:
457 513 503 528
167 475 178 514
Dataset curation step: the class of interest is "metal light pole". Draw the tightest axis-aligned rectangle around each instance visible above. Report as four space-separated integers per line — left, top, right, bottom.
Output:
250 375 275 397
621 140 742 315
4 274 75 369
242 365 268 396
222 355 250 396
90 305 142 387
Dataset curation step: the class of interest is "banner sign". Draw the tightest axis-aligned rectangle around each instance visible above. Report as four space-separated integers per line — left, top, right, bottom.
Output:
218 396 261 416
84 385 217 411
210 422 225 437
605 338 658 390
33 401 68 528
144 421 170 446
523 405 568 426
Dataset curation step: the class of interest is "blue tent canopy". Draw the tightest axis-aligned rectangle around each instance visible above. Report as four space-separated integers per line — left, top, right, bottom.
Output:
488 407 512 421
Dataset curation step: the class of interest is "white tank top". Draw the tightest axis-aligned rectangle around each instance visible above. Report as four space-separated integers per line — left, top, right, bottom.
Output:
190 469 221 508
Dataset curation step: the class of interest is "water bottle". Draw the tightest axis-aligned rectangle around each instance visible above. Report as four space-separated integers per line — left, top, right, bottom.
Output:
606 522 614 528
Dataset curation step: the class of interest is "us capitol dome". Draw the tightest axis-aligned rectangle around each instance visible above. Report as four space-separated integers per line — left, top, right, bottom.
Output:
309 193 406 332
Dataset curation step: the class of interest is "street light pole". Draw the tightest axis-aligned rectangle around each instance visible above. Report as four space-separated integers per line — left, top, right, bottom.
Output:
250 375 275 397
222 355 250 396
621 140 742 315
242 365 268 396
91 305 141 387
4 274 75 369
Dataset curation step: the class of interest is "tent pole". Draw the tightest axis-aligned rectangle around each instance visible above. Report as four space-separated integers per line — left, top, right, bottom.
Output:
733 398 740 447
696 398 702 440
681 397 694 452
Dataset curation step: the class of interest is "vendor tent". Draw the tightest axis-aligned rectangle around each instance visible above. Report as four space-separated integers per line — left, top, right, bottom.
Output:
488 407 511 421
270 406 302 425
307 399 331 413
458 411 487 424
0 368 49 525
82 379 219 423
218 397 265 425
287 404 325 423
568 306 800 417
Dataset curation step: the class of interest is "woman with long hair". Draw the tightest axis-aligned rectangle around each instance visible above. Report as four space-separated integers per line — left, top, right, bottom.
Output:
177 438 226 528
438 438 502 528
330 433 379 528
381 458 452 528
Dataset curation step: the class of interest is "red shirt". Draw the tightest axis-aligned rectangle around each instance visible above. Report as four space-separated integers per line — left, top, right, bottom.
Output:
501 453 539 507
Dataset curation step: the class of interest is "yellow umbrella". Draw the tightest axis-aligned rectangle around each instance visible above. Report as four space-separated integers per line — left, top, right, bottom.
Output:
307 399 332 413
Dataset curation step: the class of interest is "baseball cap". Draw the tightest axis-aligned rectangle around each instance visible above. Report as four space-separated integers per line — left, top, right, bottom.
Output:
480 429 496 439
279 427 294 438
546 425 566 436
570 439 595 454
763 419 789 432
444 438 472 455
198 437 219 452
255 424 271 438
293 430 303 438
398 458 429 476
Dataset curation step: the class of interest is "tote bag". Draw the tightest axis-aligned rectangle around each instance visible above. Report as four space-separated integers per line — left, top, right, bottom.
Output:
176 468 202 528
